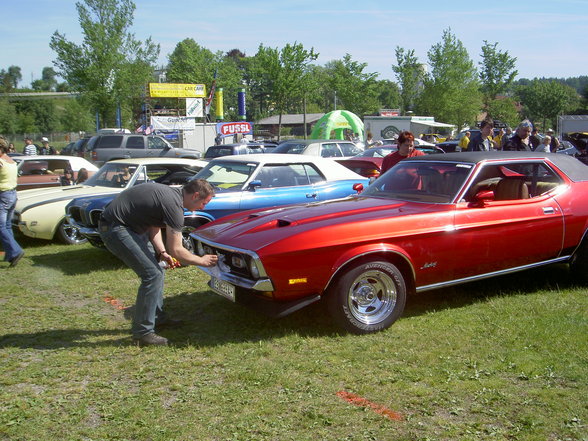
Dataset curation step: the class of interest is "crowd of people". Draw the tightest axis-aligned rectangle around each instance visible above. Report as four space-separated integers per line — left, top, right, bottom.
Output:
20 137 58 155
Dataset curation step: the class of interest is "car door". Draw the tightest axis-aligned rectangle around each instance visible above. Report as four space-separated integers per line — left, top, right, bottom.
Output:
451 161 565 280
239 163 321 211
125 135 147 158
148 136 172 157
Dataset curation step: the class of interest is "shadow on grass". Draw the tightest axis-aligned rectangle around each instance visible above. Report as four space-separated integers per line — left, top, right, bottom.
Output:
0 328 130 349
2 261 579 349
28 244 126 275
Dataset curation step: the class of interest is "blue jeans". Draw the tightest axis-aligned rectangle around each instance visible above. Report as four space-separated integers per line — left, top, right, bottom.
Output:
0 189 23 262
100 223 166 338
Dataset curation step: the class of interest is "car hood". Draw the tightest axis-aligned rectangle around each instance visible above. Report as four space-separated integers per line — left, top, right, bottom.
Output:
195 196 452 252
16 185 121 210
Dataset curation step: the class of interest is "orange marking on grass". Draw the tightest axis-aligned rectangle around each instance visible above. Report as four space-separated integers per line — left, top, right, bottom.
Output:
103 295 128 310
337 390 404 421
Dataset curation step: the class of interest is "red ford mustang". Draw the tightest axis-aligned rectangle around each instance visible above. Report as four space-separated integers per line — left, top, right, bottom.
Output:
192 152 588 334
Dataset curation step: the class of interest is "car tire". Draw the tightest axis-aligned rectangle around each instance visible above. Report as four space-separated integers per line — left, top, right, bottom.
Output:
327 260 406 334
570 237 588 283
56 219 88 245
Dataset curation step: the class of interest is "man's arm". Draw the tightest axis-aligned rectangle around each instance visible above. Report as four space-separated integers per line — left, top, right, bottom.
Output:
164 227 218 267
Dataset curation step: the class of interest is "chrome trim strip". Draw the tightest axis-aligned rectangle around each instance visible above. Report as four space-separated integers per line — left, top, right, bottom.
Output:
198 265 274 291
416 256 571 292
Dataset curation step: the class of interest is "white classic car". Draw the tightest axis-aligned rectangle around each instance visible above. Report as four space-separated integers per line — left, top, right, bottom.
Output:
13 157 207 244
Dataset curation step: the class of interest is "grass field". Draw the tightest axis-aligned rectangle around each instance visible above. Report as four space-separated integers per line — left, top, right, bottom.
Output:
1 237 587 441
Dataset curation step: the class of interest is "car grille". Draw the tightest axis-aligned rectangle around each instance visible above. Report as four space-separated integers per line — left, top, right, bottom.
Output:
200 243 252 279
68 206 102 228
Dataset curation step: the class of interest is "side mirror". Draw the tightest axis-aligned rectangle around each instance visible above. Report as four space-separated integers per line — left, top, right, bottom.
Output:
353 183 364 194
248 180 262 191
470 190 494 207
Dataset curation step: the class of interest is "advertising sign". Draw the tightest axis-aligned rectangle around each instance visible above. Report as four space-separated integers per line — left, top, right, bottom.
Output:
149 83 206 98
216 121 253 137
186 98 203 117
151 116 196 131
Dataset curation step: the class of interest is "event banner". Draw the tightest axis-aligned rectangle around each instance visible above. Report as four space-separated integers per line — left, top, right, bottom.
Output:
149 83 206 98
216 121 253 137
186 98 203 118
151 116 196 131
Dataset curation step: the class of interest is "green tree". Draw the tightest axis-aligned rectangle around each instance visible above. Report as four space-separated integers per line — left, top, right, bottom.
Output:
323 54 380 117
31 67 59 91
417 29 481 129
14 100 61 133
373 79 401 111
0 66 22 91
392 47 424 114
479 41 517 107
251 42 318 139
517 79 579 129
0 99 18 134
61 99 95 132
50 0 160 128
486 97 520 129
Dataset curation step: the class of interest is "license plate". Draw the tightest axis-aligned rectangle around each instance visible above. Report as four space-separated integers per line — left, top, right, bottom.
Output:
210 277 236 302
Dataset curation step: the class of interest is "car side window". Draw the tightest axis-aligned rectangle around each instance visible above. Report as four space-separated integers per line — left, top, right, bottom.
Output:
466 162 563 202
127 136 145 149
320 143 342 158
148 137 168 150
338 142 363 156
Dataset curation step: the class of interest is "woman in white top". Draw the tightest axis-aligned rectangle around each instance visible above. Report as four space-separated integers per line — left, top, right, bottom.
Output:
0 137 25 267
535 135 552 153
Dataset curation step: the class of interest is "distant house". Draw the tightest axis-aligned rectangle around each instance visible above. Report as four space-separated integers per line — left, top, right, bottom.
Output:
256 113 325 137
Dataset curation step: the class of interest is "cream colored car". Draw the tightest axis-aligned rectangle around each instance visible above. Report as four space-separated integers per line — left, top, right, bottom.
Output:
13 157 207 244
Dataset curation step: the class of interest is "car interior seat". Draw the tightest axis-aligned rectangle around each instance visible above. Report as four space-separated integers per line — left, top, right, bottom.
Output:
494 178 529 200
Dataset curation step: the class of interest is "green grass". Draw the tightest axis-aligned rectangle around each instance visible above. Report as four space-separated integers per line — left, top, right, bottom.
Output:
1 238 587 441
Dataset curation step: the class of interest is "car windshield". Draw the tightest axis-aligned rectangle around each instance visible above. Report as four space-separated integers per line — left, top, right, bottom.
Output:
363 161 474 203
84 163 140 188
194 161 258 192
357 147 396 158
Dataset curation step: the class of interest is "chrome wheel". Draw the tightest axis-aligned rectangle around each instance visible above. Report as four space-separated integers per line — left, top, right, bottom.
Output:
56 219 87 245
347 269 397 325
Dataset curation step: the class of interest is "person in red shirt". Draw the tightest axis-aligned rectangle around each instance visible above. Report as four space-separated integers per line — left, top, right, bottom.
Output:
380 131 425 175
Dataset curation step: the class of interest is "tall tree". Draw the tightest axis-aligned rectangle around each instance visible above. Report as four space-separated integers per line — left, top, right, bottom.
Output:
0 66 22 91
251 42 318 139
392 47 424 114
31 67 59 91
50 0 160 128
478 41 518 108
323 54 380 117
417 29 481 129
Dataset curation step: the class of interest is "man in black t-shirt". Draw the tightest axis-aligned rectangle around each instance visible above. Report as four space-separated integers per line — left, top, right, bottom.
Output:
99 179 218 346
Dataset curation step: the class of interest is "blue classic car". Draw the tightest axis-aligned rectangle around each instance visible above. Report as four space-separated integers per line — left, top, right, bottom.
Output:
66 154 369 251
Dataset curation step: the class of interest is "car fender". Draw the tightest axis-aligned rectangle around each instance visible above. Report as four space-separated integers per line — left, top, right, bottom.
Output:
18 203 66 240
184 210 215 228
326 243 416 292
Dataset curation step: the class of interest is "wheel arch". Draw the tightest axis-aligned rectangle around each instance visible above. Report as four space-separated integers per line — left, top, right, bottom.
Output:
325 248 416 297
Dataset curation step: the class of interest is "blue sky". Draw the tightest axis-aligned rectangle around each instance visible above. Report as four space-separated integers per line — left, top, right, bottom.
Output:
4 0 588 87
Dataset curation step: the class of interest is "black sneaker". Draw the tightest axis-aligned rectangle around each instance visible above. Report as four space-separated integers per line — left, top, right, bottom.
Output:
133 333 168 347
9 252 25 268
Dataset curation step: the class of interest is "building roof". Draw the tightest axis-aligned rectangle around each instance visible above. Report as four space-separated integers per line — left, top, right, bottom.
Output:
256 113 325 125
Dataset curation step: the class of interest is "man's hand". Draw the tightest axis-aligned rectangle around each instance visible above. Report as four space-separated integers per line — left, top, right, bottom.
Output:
199 254 218 267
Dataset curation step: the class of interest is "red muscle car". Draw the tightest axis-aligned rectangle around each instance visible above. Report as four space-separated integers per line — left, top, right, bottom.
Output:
192 152 588 334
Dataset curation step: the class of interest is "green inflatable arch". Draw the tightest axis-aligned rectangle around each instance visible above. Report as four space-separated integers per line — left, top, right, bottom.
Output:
310 110 364 140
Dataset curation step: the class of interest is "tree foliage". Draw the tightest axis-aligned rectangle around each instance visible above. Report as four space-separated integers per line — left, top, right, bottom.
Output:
417 29 481 129
479 41 517 106
50 0 160 127
517 79 579 129
0 66 22 92
392 47 424 114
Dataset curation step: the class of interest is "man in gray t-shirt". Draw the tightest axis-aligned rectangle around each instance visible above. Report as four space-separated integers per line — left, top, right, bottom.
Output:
100 179 218 346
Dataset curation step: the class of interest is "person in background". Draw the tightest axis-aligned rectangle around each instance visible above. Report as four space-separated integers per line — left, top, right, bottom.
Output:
98 178 218 347
535 135 551 153
529 128 541 150
458 131 471 151
467 118 495 151
365 132 376 148
22 138 37 156
380 131 424 174
41 137 57 155
75 168 89 184
546 129 560 152
7 143 16 153
503 120 533 151
0 137 25 267
60 169 75 186
493 128 505 149
501 127 513 149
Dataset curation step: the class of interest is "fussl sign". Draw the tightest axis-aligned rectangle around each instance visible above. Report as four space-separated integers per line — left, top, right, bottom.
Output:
217 122 253 136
